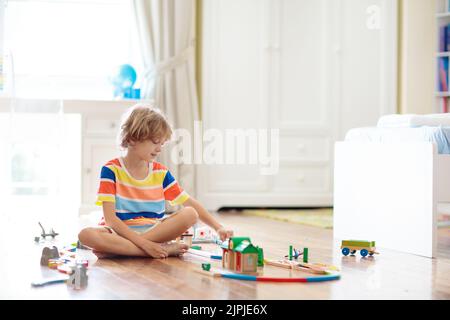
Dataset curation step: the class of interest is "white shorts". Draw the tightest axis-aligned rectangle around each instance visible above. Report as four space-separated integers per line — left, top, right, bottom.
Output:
103 223 157 235
103 211 179 235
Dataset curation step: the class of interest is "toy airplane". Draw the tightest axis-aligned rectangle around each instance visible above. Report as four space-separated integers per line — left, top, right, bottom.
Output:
34 222 59 242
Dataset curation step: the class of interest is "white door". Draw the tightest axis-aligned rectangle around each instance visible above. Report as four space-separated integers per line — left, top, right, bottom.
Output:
200 0 271 201
270 0 337 205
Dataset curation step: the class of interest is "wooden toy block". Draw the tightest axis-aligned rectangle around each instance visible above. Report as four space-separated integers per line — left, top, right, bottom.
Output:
57 264 74 275
202 263 211 271
40 246 60 266
303 248 309 263
67 262 88 290
78 260 89 268
257 247 264 266
48 258 64 269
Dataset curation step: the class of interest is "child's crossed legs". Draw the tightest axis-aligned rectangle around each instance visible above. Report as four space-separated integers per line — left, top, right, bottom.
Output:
78 207 198 259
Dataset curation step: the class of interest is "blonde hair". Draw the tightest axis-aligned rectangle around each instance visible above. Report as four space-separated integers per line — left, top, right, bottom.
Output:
119 104 172 148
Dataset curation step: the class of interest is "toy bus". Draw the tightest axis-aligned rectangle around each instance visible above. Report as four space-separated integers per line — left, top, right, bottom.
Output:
341 240 378 257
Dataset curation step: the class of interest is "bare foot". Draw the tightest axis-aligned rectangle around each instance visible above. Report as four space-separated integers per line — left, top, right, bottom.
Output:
92 250 118 259
161 242 189 257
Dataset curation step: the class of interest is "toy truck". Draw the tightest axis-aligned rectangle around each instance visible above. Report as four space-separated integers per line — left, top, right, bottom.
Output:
341 240 378 257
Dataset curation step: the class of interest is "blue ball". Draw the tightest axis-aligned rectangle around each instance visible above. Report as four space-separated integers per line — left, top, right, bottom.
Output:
112 64 137 90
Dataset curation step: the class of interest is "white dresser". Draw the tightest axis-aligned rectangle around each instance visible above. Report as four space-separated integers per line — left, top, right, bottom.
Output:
197 0 397 211
63 100 141 215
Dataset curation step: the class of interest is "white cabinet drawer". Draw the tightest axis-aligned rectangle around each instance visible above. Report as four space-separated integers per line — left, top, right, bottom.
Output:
272 165 331 193
85 117 120 136
279 136 330 162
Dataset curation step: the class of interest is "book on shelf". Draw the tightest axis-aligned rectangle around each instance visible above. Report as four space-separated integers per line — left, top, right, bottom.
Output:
439 24 450 52
438 57 449 92
441 97 448 113
447 25 450 51
440 25 448 52
438 57 449 112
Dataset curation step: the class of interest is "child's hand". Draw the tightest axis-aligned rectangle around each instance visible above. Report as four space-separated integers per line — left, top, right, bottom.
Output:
216 227 234 241
139 240 168 259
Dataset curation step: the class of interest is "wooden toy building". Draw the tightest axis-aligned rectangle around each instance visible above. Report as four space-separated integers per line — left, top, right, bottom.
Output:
221 237 262 273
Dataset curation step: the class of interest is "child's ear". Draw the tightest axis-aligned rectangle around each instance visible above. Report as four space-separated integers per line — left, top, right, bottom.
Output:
128 140 136 147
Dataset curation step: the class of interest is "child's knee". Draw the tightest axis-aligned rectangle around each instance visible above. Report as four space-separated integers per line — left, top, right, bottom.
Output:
182 207 199 226
78 228 98 246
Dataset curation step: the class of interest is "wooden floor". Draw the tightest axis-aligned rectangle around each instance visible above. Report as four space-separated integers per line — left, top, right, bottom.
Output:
1 211 450 299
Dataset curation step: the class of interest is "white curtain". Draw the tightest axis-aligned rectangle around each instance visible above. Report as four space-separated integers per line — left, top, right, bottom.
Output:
132 0 199 200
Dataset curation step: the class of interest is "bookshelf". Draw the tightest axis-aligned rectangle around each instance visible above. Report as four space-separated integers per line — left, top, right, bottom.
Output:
436 0 450 112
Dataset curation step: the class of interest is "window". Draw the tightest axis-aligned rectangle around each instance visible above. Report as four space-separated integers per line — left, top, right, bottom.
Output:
3 0 142 100
0 110 81 223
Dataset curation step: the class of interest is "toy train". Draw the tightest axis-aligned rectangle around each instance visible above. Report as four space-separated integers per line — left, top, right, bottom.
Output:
341 240 379 257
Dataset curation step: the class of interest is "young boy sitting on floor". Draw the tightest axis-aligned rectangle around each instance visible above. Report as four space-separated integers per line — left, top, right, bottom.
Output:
78 104 233 259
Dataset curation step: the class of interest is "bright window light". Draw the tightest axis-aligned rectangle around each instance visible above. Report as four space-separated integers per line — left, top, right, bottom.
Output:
0 111 81 223
3 0 143 100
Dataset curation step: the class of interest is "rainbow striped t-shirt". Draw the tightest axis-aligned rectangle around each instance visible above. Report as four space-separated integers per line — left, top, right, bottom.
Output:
96 158 190 226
